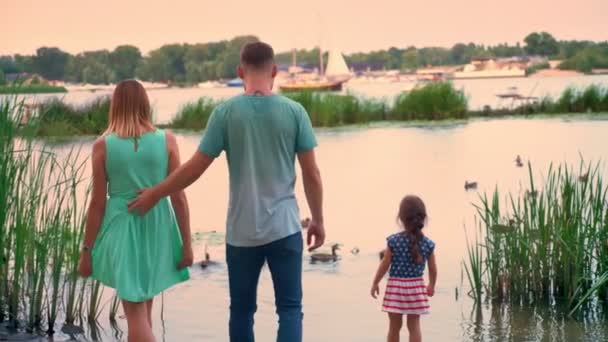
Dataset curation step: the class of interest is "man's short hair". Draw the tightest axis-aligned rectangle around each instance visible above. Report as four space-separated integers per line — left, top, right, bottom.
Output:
240 42 275 69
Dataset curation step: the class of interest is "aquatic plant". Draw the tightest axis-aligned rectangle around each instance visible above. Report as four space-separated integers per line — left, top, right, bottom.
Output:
392 82 468 120
170 97 218 130
0 97 104 334
464 162 608 316
0 84 67 94
284 92 387 127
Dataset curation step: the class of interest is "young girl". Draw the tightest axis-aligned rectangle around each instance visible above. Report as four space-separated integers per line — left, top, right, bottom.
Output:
371 195 437 342
78 80 192 342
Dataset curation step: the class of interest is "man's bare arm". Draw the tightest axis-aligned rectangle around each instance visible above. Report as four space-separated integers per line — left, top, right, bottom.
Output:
297 149 325 250
128 151 214 215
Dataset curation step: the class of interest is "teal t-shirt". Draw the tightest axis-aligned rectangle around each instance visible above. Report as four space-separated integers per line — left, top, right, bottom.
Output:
198 94 317 247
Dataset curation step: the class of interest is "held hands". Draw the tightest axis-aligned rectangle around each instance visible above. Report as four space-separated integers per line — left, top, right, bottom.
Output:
177 244 194 270
426 284 435 297
370 282 380 299
306 219 326 252
78 253 92 278
128 188 160 216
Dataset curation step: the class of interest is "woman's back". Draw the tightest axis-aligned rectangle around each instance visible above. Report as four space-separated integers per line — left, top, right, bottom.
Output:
105 130 167 199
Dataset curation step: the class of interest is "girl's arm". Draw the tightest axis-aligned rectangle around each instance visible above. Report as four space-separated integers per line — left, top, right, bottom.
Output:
78 138 108 277
166 132 193 269
427 251 437 296
370 247 392 298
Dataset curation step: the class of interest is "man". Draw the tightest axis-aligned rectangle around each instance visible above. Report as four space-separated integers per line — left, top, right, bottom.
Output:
128 41 325 342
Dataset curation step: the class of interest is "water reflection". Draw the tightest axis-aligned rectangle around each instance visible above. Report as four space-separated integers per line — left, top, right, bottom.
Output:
462 302 608 341
41 118 608 341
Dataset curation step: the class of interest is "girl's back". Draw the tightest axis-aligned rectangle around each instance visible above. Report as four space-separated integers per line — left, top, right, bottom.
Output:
387 233 435 278
104 130 167 200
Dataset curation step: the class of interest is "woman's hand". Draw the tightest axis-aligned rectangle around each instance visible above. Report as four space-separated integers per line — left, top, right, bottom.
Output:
426 284 435 297
78 253 92 278
370 282 380 299
177 244 194 270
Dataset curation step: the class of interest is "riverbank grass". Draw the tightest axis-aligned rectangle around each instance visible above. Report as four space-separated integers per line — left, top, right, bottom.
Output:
464 162 608 316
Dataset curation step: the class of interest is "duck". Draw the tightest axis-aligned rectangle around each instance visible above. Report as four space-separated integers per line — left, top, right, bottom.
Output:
350 247 360 255
311 244 340 263
379 250 385 261
464 181 478 191
301 218 311 229
525 189 538 199
515 155 524 168
579 173 589 183
200 245 219 269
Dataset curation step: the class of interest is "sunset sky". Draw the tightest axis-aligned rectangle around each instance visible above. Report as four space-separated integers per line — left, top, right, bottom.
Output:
2 0 607 55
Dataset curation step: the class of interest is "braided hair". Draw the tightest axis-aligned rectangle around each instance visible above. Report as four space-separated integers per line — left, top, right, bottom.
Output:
398 195 427 264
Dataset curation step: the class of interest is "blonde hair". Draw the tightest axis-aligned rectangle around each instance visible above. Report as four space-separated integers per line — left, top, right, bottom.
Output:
105 80 155 138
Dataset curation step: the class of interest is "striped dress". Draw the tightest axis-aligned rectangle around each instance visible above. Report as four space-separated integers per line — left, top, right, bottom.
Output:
382 233 435 315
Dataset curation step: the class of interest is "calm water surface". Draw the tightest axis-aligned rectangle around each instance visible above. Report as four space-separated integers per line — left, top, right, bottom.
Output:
42 117 608 341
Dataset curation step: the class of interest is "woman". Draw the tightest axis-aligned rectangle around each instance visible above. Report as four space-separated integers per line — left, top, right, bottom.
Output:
78 80 192 342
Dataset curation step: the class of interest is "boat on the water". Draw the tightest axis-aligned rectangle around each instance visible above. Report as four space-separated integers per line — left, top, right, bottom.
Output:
279 48 351 92
226 78 244 87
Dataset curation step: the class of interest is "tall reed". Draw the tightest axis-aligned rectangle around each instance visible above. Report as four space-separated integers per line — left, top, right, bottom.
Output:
0 97 104 334
464 162 608 315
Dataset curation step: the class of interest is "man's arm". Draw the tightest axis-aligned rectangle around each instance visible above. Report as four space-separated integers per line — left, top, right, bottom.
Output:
297 149 325 251
128 151 214 215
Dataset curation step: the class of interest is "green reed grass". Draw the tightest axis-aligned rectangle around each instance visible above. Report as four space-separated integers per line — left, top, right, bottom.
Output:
464 162 608 316
285 92 387 127
0 84 67 95
393 81 468 120
170 97 218 130
0 97 105 335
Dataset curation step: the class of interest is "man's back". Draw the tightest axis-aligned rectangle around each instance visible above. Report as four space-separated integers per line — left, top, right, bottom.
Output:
198 94 317 247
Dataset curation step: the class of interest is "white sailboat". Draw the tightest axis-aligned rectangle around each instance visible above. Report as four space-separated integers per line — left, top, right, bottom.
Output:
280 47 351 92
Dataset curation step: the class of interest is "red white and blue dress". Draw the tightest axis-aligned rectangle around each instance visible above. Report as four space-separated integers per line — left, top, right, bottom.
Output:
382 233 435 315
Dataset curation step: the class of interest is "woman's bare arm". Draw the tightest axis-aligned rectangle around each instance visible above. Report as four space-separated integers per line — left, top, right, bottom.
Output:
166 132 193 269
79 137 107 277
82 138 107 249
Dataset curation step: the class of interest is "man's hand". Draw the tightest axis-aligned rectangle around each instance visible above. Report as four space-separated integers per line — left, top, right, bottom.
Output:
128 188 161 216
306 220 325 252
177 244 194 270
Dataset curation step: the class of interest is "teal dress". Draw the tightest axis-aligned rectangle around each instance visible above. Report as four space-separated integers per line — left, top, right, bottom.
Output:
92 130 189 302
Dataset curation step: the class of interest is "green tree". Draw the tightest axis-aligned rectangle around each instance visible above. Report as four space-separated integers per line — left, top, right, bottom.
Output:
524 32 559 56
32 47 71 80
110 45 142 81
215 35 259 79
401 48 419 70
0 69 5 85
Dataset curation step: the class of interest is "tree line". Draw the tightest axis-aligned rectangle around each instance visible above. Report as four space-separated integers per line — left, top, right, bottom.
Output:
1 32 607 86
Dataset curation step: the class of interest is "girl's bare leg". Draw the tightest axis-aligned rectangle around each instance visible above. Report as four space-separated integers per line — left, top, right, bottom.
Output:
388 313 403 342
406 314 421 342
122 300 156 342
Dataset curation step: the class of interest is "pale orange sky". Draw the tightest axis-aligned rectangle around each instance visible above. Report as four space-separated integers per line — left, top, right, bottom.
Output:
2 0 607 55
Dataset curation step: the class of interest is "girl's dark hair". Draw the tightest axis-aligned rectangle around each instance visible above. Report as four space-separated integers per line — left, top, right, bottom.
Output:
398 195 427 264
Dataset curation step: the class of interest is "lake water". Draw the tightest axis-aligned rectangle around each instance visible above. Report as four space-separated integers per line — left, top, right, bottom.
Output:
9 74 608 124
42 116 608 341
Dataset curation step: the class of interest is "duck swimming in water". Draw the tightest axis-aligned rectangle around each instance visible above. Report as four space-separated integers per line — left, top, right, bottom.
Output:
200 245 219 269
311 244 340 263
515 155 524 168
464 181 478 191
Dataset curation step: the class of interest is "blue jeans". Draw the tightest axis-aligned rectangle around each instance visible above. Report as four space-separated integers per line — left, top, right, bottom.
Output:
226 233 303 342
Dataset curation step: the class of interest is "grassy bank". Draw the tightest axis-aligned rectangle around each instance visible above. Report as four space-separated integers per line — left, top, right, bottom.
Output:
0 98 110 334
27 97 110 137
24 82 608 137
0 84 67 94
464 162 608 316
